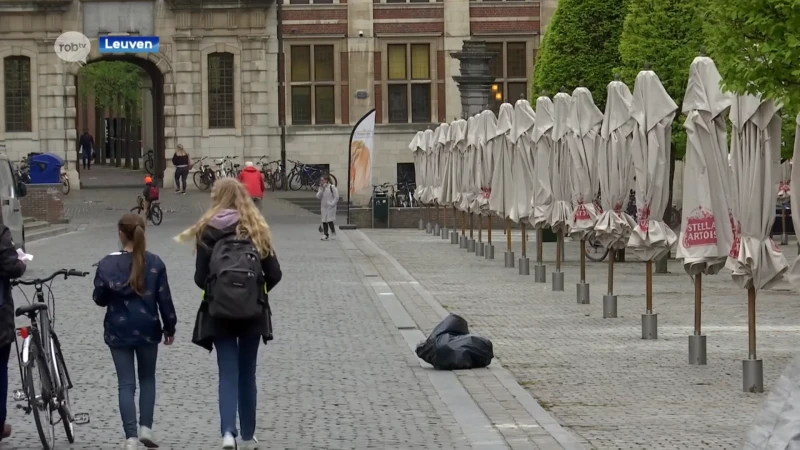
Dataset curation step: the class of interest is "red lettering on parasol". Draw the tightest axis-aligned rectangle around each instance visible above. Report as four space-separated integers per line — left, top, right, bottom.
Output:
638 204 651 233
682 207 716 248
771 238 782 254
481 187 491 199
779 180 790 195
729 212 741 258
574 200 590 221
594 201 604 215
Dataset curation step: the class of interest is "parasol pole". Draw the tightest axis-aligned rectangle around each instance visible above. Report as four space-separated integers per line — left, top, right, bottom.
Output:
450 206 458 244
688 273 706 365
460 210 467 248
534 228 546 282
425 204 432 234
602 249 617 318
642 260 657 339
504 218 515 268
552 230 564 291
437 202 444 238
577 239 589 304
781 205 788 245
467 212 475 252
485 213 494 259
476 211 484 256
743 286 763 392
519 222 530 274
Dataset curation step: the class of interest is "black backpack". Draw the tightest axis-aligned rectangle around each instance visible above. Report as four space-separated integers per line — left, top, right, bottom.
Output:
206 234 264 320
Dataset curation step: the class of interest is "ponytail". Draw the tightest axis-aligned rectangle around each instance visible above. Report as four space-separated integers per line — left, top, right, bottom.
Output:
118 212 148 296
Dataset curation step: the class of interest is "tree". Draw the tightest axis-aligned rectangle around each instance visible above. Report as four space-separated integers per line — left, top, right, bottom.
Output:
531 0 627 109
78 61 143 121
705 0 799 159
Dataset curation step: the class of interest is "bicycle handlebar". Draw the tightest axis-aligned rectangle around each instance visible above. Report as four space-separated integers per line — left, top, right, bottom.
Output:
11 269 89 287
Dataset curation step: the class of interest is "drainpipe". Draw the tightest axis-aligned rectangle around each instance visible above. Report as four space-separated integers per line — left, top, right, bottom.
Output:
276 0 287 183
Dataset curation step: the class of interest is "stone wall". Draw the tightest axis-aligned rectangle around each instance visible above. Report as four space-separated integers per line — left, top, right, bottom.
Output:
20 184 66 224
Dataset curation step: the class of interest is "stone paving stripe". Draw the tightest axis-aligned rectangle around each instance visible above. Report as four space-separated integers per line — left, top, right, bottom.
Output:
339 230 509 450
399 329 435 369
361 279 418 330
489 365 586 450
352 229 590 450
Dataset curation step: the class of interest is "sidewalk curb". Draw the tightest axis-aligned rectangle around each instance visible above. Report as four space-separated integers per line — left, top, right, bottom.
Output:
352 229 587 450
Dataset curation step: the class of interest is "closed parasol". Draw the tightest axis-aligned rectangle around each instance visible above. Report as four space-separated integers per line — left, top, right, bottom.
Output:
410 130 431 230
676 55 734 365
627 69 678 340
511 99 537 272
474 110 498 258
531 95 555 231
777 160 792 245
728 94 788 393
596 78 636 317
459 116 477 213
489 103 517 266
567 87 603 240
449 118 473 247
432 123 450 234
549 91 573 290
789 114 800 291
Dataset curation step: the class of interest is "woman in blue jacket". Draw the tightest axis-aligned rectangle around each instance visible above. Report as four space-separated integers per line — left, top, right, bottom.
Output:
93 213 177 450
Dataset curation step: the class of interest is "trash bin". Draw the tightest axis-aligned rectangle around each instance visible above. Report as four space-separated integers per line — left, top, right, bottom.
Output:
373 192 389 221
29 153 64 184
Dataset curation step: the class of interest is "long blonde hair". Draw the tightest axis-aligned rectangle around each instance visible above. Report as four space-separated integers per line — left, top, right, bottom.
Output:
175 144 187 157
175 178 274 256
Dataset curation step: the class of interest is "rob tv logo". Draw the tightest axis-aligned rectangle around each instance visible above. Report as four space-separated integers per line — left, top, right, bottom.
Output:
99 36 160 54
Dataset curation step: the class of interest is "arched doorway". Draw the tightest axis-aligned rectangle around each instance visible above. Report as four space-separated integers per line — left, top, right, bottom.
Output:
70 51 173 186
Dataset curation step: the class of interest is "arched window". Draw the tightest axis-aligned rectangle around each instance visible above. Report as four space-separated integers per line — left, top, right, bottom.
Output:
4 56 32 132
207 52 235 129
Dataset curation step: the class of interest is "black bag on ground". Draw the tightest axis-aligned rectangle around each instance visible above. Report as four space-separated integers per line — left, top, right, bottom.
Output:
206 234 264 320
415 314 494 370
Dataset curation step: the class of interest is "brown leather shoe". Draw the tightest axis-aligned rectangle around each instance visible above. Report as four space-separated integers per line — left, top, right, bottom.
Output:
2 423 11 439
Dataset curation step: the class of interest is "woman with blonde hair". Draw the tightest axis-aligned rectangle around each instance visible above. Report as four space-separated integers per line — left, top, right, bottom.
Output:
171 144 191 194
176 178 282 450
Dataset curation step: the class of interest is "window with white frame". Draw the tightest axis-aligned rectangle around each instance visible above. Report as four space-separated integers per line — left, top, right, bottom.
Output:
386 43 432 124
486 41 528 114
289 44 336 125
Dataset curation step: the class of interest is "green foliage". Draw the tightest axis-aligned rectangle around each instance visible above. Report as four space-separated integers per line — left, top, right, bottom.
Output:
531 0 627 109
705 0 800 159
616 0 709 160
78 61 143 120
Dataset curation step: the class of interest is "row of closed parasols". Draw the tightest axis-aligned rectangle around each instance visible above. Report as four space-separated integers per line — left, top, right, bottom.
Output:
408 55 800 394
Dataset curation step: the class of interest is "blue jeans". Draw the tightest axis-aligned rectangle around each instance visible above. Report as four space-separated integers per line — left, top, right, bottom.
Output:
0 343 10 436
110 345 159 439
214 335 260 439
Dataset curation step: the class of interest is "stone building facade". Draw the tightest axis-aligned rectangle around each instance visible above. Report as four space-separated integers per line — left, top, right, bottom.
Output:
0 0 548 204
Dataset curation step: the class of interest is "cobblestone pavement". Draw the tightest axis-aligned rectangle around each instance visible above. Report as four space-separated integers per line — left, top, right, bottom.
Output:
361 227 800 449
2 189 578 449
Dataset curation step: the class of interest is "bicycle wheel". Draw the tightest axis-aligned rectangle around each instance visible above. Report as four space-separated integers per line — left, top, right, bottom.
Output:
193 171 210 191
130 206 143 214
61 176 70 195
585 240 609 262
52 334 75 443
150 205 163 226
328 174 338 186
272 171 284 191
144 158 154 175
27 343 54 450
288 173 302 191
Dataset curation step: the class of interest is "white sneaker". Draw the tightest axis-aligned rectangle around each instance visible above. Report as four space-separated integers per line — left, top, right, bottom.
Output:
222 432 237 449
122 438 139 450
138 426 158 448
241 438 259 450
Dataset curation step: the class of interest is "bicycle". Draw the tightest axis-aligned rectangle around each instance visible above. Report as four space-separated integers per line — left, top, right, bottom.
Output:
394 177 416 207
143 149 155 175
12 269 90 449
584 234 610 262
15 157 30 184
214 156 239 179
255 157 282 192
192 156 216 191
370 183 394 206
60 169 70 196
288 161 337 191
130 195 163 226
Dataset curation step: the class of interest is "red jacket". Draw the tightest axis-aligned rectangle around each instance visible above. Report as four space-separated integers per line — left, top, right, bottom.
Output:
238 166 265 199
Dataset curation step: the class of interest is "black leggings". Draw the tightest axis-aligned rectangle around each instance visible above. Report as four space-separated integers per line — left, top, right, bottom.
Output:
322 222 335 236
174 167 188 191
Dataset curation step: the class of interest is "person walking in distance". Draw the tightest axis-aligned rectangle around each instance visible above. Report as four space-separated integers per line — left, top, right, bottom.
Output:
317 174 339 240
172 144 191 194
238 161 265 210
79 129 94 170
93 213 177 450
175 178 282 450
0 222 27 444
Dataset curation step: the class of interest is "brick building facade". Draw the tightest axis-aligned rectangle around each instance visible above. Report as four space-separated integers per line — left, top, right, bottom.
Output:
0 0 549 204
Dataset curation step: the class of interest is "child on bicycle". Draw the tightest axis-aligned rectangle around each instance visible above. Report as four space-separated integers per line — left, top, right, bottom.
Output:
142 176 159 218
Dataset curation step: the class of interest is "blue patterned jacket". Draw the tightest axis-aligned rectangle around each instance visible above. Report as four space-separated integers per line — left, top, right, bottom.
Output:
93 251 177 348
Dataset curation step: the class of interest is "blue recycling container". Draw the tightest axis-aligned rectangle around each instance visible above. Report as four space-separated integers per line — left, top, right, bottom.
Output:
29 153 64 184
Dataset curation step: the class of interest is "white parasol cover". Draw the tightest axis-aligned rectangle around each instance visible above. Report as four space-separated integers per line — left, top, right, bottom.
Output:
567 87 603 240
459 115 478 212
472 110 497 213
787 115 800 291
432 123 450 204
676 56 735 276
489 104 516 219
410 131 429 205
778 160 791 204
449 119 468 210
627 70 679 261
595 80 636 249
548 92 574 235
530 96 555 229
421 128 436 204
510 99 537 222
727 95 788 290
